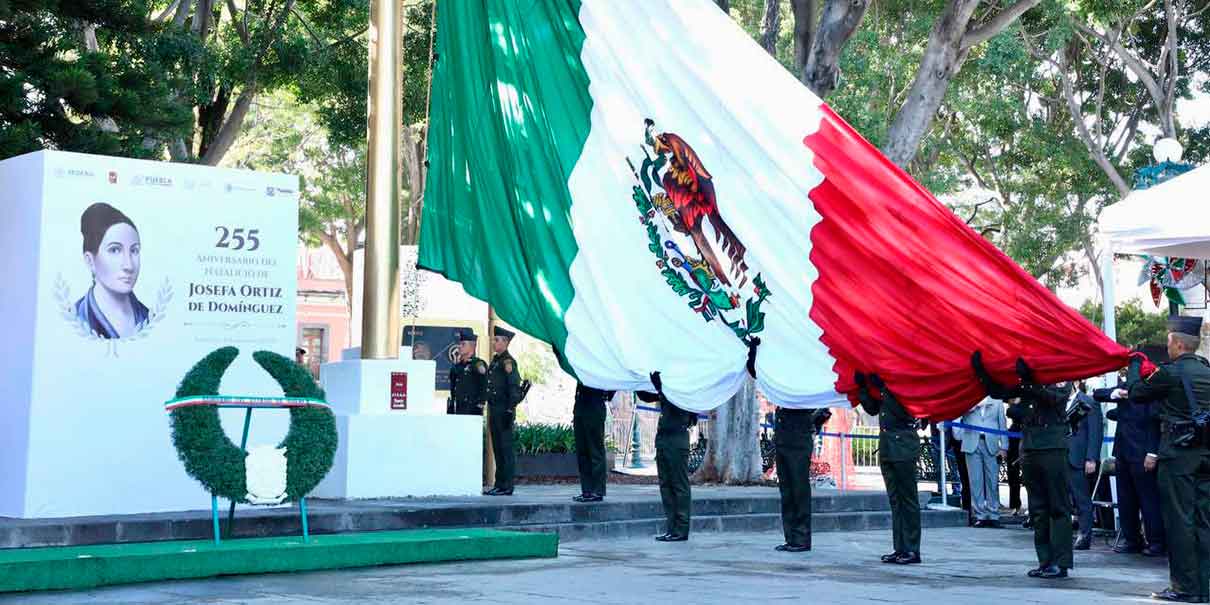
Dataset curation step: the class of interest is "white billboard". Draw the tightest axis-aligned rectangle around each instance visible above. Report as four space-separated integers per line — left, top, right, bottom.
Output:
0 151 299 518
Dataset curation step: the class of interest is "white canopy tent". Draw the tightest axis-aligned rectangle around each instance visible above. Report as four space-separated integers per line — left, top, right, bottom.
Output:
1097 162 1210 342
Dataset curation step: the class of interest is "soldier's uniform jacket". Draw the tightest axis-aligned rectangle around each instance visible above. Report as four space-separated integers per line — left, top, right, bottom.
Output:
656 402 696 449
1128 353 1210 459
773 408 821 449
448 357 487 414
861 393 918 462
486 351 523 411
1008 384 1070 451
637 391 696 450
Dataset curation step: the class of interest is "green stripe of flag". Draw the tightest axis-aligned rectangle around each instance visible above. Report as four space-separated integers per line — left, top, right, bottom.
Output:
420 0 590 368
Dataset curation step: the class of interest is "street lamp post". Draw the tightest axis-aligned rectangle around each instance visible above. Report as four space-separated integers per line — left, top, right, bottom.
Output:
1133 137 1195 317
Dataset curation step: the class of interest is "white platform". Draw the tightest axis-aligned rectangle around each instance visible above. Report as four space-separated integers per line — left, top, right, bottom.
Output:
315 354 482 498
312 413 483 499
321 354 440 416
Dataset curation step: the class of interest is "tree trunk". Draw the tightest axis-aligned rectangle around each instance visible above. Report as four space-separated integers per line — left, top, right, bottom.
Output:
694 376 762 484
401 123 428 245
200 90 255 166
172 0 191 28
882 0 978 168
1053 52 1132 198
1082 234 1104 296
191 0 213 38
197 86 232 160
883 0 1042 168
758 0 781 56
319 229 355 312
790 0 818 80
802 0 870 98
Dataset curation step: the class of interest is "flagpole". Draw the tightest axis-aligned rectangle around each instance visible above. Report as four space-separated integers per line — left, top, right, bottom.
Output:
484 306 499 486
361 0 403 360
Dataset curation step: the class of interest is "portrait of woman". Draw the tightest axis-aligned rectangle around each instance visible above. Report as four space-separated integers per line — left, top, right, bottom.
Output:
74 202 149 339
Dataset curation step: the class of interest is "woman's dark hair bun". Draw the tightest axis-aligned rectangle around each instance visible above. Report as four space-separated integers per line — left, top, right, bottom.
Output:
81 203 136 254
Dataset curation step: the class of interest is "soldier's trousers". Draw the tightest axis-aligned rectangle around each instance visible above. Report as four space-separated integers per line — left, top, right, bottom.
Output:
1023 449 1073 569
1157 450 1210 597
775 438 814 547
573 398 608 497
880 459 921 553
656 443 691 537
489 406 516 491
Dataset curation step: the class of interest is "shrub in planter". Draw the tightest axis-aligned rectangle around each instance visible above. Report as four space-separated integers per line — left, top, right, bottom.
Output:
515 423 576 455
514 423 617 477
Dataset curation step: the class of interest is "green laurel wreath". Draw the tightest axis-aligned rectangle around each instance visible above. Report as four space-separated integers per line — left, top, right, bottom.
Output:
169 347 338 503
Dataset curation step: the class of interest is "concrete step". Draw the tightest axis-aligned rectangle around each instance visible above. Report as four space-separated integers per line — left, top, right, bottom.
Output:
523 509 969 543
0 488 961 549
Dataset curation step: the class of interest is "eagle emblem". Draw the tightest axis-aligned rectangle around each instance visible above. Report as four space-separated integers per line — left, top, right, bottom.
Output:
626 119 770 342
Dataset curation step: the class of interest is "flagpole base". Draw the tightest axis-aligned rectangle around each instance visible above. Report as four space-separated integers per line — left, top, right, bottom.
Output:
313 354 481 498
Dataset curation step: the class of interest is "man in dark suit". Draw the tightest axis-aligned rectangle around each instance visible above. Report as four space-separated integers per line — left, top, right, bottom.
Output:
1068 384 1104 550
1104 382 1167 557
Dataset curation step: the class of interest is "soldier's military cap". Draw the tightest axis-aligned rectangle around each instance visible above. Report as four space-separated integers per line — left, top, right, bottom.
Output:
1168 316 1203 337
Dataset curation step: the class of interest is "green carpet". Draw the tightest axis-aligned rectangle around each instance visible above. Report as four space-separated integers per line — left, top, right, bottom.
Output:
0 528 558 593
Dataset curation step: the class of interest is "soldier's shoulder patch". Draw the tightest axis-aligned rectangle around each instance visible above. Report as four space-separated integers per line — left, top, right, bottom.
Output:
504 359 514 374
475 361 487 374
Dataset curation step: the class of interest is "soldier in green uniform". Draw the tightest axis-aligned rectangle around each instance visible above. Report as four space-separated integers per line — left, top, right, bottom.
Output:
484 327 523 496
973 353 1072 579
774 406 831 553
855 372 922 565
1119 316 1210 603
573 383 614 502
638 371 696 542
448 331 487 416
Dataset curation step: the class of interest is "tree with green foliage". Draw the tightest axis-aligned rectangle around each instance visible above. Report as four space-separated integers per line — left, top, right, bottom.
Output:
1021 0 1210 198
225 91 365 309
0 0 195 159
1011 0 1210 291
939 34 1113 288
154 0 369 165
0 0 370 165
297 0 434 245
729 0 1047 168
1080 298 1170 349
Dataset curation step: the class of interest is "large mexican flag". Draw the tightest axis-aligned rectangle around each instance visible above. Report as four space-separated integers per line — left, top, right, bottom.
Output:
418 0 1129 419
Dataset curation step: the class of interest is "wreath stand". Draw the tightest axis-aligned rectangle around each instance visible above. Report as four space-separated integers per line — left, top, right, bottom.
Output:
164 395 331 544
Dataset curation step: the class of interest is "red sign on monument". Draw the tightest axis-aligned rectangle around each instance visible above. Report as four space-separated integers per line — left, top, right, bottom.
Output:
390 372 408 410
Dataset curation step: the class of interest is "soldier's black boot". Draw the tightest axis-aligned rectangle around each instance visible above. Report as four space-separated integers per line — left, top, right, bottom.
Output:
1038 565 1068 579
655 533 688 542
1151 588 1208 603
775 543 810 553
1073 533 1091 550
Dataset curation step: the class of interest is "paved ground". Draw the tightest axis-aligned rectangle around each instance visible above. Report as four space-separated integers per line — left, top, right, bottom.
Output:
0 525 1170 605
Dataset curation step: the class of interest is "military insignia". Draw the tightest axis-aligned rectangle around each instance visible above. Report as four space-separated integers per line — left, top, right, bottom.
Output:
476 361 487 374
504 360 514 374
626 118 770 343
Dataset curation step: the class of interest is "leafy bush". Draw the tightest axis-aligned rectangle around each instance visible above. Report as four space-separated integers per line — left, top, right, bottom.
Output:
515 423 576 455
516 342 557 385
1080 298 1169 348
